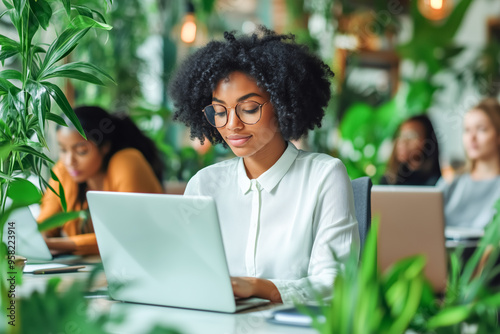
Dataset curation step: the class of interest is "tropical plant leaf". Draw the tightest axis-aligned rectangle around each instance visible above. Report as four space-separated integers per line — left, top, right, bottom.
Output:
46 112 67 127
12 144 54 164
6 177 42 205
70 13 112 30
50 169 67 211
0 69 22 81
60 0 70 16
426 305 472 329
0 34 20 48
42 69 105 85
0 77 15 94
26 79 49 135
28 0 52 30
38 27 91 78
42 81 85 138
42 61 115 83
38 210 87 231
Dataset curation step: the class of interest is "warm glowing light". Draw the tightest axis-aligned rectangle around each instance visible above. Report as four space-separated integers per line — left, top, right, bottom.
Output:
418 0 452 21
430 0 443 9
181 16 197 44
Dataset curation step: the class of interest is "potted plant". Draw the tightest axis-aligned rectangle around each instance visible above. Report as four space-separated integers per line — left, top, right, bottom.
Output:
0 0 113 331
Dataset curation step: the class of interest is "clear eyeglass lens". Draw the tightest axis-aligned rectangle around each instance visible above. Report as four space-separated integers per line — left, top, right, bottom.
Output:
204 101 262 127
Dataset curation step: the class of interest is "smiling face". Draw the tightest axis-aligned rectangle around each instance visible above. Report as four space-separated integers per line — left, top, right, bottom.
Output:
56 127 108 184
212 71 285 163
463 108 500 162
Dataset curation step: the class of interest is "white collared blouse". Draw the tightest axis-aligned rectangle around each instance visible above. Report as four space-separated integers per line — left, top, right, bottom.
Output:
184 142 359 304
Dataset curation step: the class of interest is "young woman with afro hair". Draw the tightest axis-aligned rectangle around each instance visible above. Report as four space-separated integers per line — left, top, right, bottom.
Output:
169 27 359 304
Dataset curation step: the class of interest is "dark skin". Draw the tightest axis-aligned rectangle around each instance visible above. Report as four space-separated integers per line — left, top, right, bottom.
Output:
212 71 285 303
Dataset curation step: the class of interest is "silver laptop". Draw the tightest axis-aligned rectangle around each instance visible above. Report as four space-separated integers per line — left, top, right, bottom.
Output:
87 191 269 313
2 206 53 261
371 186 448 293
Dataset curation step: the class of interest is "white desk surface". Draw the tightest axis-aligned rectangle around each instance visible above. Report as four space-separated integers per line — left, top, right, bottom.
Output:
19 269 317 334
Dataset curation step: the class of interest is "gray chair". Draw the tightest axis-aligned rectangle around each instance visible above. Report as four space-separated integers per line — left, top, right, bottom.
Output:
351 176 373 254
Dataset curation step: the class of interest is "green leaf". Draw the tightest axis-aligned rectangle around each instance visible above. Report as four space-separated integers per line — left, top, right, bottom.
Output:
60 0 70 16
13 0 26 14
42 81 85 138
7 177 42 205
12 144 54 164
46 112 67 127
426 305 472 329
0 34 20 48
50 169 67 211
43 61 115 83
0 77 15 94
26 79 49 135
478 293 500 307
70 14 112 30
0 143 12 159
28 0 52 30
39 27 91 78
42 69 105 85
0 69 22 81
38 210 87 232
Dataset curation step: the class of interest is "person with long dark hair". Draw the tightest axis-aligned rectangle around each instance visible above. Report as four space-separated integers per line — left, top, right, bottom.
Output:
38 106 164 255
169 27 359 304
380 115 442 186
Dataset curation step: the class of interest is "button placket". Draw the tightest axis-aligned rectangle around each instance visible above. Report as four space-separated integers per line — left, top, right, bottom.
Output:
245 179 261 276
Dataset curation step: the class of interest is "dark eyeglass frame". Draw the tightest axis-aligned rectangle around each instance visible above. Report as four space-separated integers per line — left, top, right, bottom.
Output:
202 100 269 128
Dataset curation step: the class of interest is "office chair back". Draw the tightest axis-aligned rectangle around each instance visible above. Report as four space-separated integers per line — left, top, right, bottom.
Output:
351 177 373 254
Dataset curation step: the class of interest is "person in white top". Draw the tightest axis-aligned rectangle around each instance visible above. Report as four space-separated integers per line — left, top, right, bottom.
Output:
169 27 359 304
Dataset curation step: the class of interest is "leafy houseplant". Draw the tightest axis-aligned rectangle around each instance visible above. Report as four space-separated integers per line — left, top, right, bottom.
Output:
0 0 113 331
307 200 500 334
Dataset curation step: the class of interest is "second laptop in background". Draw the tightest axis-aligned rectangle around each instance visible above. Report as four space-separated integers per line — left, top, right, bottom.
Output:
371 186 447 293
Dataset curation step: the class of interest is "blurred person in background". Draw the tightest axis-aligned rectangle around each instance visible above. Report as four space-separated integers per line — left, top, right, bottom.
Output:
443 98 500 230
380 115 441 186
38 106 164 255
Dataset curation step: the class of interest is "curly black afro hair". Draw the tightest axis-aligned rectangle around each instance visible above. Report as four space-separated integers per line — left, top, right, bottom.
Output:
168 26 334 145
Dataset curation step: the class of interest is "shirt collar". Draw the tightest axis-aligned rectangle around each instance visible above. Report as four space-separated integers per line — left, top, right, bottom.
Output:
237 142 299 194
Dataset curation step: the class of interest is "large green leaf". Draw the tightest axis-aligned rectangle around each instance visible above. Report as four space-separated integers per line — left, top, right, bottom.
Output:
0 77 15 94
60 0 70 16
42 61 115 83
46 112 67 127
426 305 472 329
0 34 20 61
50 168 67 212
6 177 42 205
42 81 85 138
38 210 87 231
70 13 112 30
72 5 108 24
28 0 52 30
12 144 54 164
26 79 49 135
38 27 91 78
42 69 105 85
12 0 27 14
0 69 22 81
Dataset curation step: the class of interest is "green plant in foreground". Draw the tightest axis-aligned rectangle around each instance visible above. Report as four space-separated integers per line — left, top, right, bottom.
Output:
14 267 183 334
305 220 432 334
0 0 113 332
306 200 500 334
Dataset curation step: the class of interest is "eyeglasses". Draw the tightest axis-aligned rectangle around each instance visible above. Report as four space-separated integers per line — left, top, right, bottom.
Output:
202 100 269 128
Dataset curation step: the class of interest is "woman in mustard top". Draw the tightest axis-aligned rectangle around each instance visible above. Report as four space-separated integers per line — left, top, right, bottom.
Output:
38 106 164 255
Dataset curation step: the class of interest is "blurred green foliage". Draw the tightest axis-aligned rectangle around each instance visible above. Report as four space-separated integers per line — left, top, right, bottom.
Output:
307 199 500 333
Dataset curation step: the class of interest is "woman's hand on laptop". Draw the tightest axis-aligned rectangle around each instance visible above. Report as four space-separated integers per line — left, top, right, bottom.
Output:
231 277 282 303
